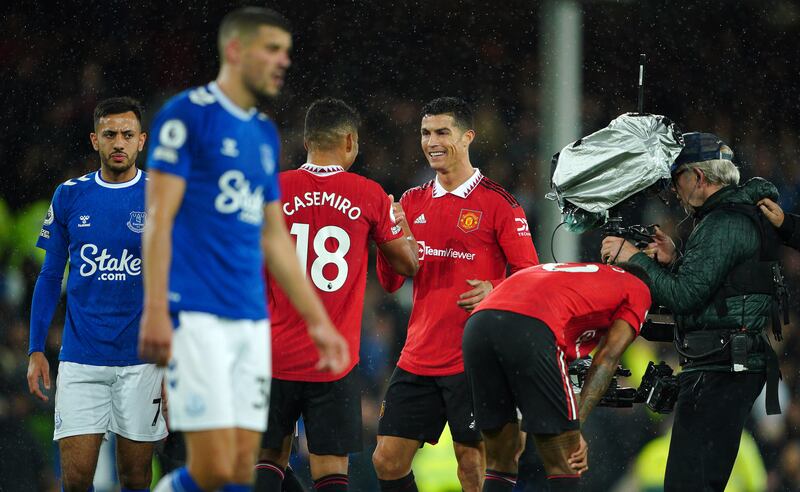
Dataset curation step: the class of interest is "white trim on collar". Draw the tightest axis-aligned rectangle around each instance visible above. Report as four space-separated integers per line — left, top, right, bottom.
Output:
300 163 345 175
94 169 142 189
432 169 483 198
208 82 257 121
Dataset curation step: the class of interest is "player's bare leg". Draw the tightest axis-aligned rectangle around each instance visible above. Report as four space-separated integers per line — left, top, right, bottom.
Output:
483 421 521 473
453 440 485 492
116 436 155 489
258 435 293 469
231 428 263 485
532 430 582 491
479 422 521 491
59 434 103 492
184 428 237 489
309 454 347 479
373 435 420 490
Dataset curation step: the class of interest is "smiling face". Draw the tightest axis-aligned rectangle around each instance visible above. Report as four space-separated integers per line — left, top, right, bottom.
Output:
90 111 146 176
420 113 474 172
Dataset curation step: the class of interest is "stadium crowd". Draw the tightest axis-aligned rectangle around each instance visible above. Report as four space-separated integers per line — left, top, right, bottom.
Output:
1 1 799 490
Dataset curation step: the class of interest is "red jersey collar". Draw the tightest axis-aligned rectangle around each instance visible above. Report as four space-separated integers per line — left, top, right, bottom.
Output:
299 163 345 175
432 169 483 199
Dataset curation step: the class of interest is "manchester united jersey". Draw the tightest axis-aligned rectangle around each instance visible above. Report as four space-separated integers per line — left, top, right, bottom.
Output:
268 163 402 382
474 262 651 361
377 169 539 376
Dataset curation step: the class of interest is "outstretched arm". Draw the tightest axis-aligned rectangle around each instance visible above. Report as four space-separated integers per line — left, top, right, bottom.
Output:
138 170 185 366
377 196 418 277
577 319 637 424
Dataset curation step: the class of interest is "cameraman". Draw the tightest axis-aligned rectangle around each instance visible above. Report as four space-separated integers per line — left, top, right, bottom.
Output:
600 132 783 491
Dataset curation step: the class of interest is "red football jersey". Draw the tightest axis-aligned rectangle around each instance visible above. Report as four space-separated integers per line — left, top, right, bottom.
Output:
474 262 652 361
377 170 539 376
268 164 402 382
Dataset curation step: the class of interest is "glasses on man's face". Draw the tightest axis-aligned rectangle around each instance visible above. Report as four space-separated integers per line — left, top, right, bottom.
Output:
670 169 688 192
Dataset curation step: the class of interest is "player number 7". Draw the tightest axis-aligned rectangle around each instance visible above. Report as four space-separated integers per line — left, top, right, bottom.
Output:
151 397 162 427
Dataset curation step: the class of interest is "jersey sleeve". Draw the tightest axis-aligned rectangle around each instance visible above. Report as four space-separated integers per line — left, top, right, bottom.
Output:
146 95 197 179
376 190 411 292
495 200 539 274
369 182 403 245
36 185 69 256
611 279 652 336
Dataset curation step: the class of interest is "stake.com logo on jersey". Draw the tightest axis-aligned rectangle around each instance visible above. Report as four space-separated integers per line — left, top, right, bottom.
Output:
417 241 476 261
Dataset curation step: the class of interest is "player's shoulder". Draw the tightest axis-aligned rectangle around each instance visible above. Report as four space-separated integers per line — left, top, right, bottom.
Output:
401 180 434 201
58 171 96 192
477 176 521 208
51 171 97 208
342 171 385 190
255 111 279 134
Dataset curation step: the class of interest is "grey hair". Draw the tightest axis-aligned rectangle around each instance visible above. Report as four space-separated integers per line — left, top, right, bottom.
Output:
678 157 740 187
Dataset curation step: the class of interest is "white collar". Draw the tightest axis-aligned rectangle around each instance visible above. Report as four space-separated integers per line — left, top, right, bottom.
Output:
300 163 345 175
432 168 482 198
208 82 257 121
94 169 142 189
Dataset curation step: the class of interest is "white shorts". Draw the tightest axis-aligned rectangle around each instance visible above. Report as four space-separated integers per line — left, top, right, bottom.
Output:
53 362 167 442
167 311 271 432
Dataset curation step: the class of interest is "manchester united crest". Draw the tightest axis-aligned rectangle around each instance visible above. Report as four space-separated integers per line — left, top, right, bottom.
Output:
457 209 482 233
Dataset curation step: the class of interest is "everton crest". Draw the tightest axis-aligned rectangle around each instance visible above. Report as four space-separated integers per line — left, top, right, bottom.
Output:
127 211 147 233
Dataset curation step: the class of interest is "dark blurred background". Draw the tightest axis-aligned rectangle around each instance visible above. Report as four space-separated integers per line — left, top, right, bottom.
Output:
2 0 799 490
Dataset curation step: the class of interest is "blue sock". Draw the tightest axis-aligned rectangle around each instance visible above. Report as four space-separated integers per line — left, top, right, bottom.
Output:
168 467 202 492
221 485 251 491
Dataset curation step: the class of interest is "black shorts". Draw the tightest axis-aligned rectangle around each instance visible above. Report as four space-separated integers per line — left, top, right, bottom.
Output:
377 366 481 444
463 310 580 435
262 367 362 455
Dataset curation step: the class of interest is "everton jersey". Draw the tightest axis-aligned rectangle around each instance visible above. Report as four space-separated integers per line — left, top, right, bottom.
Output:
474 263 652 361
37 170 147 365
146 82 281 320
377 169 539 376
268 164 402 382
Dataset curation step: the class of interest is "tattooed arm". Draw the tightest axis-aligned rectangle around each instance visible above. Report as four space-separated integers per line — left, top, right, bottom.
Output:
577 319 637 424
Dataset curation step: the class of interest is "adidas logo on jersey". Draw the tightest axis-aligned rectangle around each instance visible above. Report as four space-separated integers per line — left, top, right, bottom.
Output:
414 214 427 224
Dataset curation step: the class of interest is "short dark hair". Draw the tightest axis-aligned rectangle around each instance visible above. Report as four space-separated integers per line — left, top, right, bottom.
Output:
93 97 144 129
304 98 361 150
218 7 292 59
616 262 651 291
420 97 474 131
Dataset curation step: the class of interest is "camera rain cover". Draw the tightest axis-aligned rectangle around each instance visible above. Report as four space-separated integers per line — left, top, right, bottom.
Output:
547 113 683 231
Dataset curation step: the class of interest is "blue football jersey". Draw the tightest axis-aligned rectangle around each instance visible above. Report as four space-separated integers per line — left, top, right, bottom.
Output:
37 170 147 366
146 82 281 320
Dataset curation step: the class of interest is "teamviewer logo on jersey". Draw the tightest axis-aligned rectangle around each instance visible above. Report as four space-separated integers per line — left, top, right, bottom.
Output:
417 240 426 261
